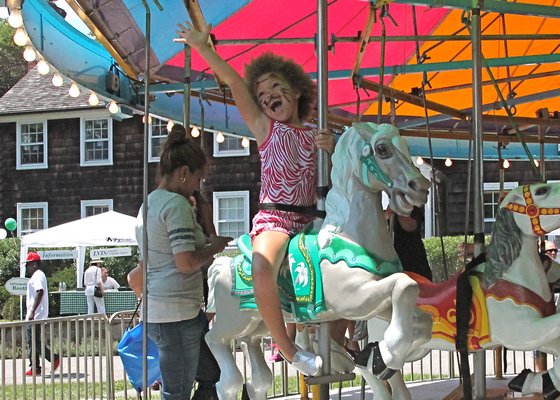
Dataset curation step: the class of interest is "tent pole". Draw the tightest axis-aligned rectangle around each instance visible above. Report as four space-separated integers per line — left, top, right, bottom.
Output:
471 6 486 400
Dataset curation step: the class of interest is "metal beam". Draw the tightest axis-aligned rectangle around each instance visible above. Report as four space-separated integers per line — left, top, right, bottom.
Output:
394 0 560 19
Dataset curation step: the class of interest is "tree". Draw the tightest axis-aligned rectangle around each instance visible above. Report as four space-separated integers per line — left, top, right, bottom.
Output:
0 19 27 97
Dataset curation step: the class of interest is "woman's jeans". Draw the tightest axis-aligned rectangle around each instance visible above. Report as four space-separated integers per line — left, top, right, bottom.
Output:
147 313 203 400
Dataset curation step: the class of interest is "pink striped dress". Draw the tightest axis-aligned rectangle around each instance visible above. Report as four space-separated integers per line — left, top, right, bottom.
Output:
250 120 318 239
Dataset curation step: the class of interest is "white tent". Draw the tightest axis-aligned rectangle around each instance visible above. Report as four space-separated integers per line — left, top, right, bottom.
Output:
20 211 138 286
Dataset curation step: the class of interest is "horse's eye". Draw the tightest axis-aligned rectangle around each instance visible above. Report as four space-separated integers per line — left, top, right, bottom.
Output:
535 186 549 196
375 143 390 158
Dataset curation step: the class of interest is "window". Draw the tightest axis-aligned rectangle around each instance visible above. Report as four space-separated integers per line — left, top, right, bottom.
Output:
80 115 113 166
16 121 47 169
213 132 250 157
17 202 48 236
213 191 250 244
483 181 517 233
149 117 169 162
81 199 113 218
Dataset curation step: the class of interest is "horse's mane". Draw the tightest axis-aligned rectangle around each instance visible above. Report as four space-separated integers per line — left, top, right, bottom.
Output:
318 126 362 248
484 207 523 287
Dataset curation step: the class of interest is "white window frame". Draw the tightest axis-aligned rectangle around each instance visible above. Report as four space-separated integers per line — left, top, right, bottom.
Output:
80 113 113 166
213 132 250 157
213 191 250 245
148 117 170 162
17 202 48 237
16 120 48 170
483 181 518 224
80 199 114 218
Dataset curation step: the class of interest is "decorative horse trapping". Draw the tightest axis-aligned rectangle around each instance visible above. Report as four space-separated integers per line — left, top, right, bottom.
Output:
205 122 433 400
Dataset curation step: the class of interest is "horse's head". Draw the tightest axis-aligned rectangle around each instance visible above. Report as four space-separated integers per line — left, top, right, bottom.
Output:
500 182 560 237
353 122 430 215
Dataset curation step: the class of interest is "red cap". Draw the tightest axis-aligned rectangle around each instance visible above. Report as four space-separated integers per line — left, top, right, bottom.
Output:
25 252 41 263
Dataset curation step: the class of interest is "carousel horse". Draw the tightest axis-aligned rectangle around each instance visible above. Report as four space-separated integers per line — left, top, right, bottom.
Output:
362 182 560 400
204 122 433 400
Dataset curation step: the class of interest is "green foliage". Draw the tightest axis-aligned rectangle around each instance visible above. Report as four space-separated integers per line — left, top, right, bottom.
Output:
0 19 27 97
424 236 469 282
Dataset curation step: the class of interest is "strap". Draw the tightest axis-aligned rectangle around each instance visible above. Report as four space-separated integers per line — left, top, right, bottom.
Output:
125 299 142 331
259 203 326 219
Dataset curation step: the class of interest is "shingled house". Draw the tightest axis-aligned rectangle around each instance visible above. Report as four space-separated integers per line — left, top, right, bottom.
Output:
0 67 261 243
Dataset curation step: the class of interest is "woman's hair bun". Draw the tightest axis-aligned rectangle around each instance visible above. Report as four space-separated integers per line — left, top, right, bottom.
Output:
166 124 188 145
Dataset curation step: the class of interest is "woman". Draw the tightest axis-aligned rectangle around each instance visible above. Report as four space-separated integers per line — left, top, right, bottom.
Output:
135 124 231 400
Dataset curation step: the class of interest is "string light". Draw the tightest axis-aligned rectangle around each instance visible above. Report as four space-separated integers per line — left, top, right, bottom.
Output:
444 157 452 167
142 115 152 124
69 82 80 98
534 159 539 167
190 126 200 138
52 72 63 87
166 120 174 132
216 131 225 143
13 28 27 46
108 100 119 114
503 159 510 169
23 45 36 62
416 156 424 165
8 9 23 29
88 92 99 106
241 136 250 148
37 59 50 75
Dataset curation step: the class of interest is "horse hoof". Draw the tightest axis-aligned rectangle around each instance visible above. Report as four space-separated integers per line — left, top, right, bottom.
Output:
292 349 323 377
543 372 560 400
354 341 397 380
508 368 532 392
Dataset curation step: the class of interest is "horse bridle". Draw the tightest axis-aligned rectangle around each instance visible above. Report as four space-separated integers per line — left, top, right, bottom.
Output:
360 142 394 189
504 184 560 236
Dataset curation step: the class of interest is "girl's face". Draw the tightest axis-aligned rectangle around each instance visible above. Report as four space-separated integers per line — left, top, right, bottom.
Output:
255 72 300 124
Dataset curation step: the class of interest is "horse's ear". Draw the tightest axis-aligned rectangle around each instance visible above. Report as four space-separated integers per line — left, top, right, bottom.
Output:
352 122 375 142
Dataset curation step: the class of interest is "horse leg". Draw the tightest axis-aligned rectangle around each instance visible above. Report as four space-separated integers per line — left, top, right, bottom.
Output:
240 323 273 400
356 368 395 400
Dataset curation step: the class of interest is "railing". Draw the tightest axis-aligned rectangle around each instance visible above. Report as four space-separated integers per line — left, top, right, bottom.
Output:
0 312 551 399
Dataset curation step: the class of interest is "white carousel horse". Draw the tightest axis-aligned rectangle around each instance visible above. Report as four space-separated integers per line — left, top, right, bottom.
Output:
204 122 433 400
362 182 560 400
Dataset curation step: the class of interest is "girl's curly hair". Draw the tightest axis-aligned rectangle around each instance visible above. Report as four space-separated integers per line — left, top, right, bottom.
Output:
244 53 316 122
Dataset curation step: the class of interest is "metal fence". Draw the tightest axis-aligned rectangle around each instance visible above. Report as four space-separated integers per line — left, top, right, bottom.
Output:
0 312 549 400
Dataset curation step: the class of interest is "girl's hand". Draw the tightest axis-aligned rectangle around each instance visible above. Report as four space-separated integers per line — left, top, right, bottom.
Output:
174 21 212 51
315 129 335 155
209 235 234 253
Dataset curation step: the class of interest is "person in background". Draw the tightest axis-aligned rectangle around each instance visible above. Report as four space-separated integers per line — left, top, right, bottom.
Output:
101 267 120 290
175 23 335 377
24 252 60 376
83 259 105 314
135 124 231 400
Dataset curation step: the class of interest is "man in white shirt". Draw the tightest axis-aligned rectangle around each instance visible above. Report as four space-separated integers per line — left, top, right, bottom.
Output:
101 267 120 290
25 252 60 376
83 259 105 314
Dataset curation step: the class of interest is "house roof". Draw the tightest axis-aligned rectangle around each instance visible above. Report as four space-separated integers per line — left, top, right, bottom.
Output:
0 65 101 116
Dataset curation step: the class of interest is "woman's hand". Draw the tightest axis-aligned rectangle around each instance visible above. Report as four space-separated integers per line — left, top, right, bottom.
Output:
209 235 234 253
315 129 335 155
174 21 212 51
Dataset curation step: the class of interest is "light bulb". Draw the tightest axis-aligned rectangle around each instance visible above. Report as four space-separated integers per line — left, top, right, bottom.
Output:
13 28 27 46
166 120 174 132
142 115 152 124
69 82 80 98
444 157 452 167
416 156 424 165
534 159 539 167
503 159 510 169
52 72 63 87
108 100 119 114
190 126 200 138
241 136 250 148
216 132 225 143
23 45 36 62
8 9 23 29
37 59 50 75
88 92 99 106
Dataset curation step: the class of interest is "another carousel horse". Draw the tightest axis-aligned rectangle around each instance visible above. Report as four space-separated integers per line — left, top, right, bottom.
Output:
362 182 560 400
205 122 433 400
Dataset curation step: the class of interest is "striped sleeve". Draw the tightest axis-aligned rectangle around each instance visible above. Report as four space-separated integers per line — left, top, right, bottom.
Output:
163 195 197 254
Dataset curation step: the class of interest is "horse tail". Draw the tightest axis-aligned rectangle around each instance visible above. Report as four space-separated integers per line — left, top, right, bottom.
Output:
206 256 231 313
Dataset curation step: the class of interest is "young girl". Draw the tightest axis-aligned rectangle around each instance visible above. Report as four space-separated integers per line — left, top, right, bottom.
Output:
175 23 334 377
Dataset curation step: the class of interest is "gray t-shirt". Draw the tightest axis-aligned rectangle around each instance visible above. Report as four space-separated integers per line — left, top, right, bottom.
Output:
136 189 207 323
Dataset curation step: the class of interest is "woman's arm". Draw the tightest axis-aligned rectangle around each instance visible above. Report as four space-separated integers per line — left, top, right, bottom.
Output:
175 235 232 274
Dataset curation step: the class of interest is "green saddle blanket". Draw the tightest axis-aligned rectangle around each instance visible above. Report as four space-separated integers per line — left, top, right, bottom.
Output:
231 227 326 322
